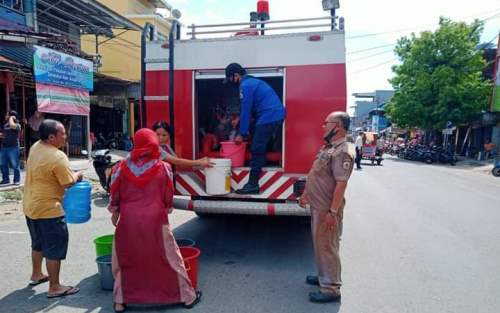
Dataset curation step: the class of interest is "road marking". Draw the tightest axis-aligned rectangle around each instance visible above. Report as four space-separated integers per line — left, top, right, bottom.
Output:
0 230 27 234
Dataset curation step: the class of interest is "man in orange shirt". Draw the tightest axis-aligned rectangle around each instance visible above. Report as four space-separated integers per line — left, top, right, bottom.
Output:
23 119 83 298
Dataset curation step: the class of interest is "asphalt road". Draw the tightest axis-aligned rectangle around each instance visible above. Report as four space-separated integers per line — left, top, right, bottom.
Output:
1 156 499 313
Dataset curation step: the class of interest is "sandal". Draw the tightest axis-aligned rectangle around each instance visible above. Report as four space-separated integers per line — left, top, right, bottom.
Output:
29 276 49 286
47 286 79 298
114 303 127 312
184 291 202 309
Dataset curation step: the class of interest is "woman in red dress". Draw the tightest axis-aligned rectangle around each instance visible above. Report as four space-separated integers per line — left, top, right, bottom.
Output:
108 129 201 312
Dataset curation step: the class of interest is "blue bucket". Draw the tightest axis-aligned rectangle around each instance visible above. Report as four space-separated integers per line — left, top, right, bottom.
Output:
63 181 92 224
96 255 114 290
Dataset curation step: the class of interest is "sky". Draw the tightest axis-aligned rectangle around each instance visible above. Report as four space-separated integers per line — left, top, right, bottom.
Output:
161 0 500 111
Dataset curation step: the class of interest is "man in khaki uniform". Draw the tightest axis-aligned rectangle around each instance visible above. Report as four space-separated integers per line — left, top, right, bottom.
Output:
299 111 354 303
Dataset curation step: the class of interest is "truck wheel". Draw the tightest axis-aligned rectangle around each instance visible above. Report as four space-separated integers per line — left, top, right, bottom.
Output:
493 168 500 177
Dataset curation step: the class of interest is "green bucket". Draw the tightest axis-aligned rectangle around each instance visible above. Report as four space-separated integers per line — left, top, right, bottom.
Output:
93 234 114 257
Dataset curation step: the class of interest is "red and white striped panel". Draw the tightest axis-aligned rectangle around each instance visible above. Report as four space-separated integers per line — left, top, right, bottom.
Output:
175 169 298 200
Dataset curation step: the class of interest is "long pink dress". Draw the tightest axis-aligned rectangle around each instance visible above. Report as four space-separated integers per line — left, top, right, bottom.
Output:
109 162 196 304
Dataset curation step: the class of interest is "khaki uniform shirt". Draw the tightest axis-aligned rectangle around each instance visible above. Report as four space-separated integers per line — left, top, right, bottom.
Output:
305 139 355 211
23 141 76 219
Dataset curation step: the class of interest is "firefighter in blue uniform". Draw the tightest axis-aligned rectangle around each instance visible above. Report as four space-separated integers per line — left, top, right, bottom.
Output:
224 63 285 194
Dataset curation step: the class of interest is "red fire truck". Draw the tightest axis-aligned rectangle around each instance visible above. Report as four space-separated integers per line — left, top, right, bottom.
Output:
142 1 346 216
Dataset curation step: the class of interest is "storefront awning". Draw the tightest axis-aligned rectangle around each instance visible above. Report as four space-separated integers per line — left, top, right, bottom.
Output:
0 45 34 68
37 0 142 38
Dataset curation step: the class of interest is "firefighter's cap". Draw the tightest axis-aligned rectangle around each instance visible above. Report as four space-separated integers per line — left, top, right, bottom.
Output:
223 63 247 84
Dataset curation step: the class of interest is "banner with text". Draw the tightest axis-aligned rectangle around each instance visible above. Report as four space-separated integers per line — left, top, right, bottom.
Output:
33 45 93 91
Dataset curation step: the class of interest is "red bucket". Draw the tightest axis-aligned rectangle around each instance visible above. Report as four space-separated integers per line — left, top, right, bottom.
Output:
180 246 201 289
220 141 247 167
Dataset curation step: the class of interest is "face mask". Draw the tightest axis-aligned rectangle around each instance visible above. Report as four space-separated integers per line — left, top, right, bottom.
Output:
324 126 338 143
231 76 240 87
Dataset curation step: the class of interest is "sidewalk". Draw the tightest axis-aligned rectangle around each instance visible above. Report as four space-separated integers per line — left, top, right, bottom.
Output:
453 156 495 174
0 150 128 192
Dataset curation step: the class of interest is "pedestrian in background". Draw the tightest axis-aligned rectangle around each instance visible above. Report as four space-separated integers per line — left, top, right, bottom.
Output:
299 111 354 303
27 110 45 147
23 119 83 298
109 129 201 312
354 131 364 170
1 110 22 185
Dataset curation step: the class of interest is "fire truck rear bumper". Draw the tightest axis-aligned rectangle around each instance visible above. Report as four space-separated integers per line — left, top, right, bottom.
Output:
173 196 310 216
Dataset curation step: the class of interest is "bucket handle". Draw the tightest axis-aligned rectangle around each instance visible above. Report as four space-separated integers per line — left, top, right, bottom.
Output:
184 261 191 272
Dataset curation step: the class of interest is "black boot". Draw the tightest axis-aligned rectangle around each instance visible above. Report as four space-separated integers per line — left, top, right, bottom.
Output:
235 173 260 194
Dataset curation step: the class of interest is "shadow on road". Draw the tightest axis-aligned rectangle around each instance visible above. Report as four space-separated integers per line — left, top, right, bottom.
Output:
173 215 312 267
0 214 342 313
0 274 111 313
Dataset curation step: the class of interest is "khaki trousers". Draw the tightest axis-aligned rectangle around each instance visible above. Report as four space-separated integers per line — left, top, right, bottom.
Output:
310 203 344 294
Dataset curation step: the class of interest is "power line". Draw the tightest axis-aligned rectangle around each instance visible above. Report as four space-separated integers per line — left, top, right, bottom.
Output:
347 48 395 63
347 43 397 55
350 58 398 75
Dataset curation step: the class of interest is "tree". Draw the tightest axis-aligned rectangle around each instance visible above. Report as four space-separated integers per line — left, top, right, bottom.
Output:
386 18 492 130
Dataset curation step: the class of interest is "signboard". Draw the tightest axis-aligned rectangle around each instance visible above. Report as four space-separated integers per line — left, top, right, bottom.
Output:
33 45 93 91
371 115 387 132
36 83 90 116
493 35 500 113
493 60 500 112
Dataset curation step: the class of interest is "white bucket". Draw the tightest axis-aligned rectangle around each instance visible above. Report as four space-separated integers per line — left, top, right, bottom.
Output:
205 158 232 195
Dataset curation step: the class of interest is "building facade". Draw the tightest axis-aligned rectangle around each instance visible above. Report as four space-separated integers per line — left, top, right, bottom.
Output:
351 90 394 131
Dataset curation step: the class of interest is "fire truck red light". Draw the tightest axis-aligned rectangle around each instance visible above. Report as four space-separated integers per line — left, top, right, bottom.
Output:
257 0 269 14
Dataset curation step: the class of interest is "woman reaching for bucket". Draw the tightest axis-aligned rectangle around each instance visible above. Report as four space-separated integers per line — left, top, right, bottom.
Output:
108 129 201 312
152 121 213 168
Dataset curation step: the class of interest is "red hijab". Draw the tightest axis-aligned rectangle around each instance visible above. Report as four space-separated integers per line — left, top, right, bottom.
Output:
110 128 164 193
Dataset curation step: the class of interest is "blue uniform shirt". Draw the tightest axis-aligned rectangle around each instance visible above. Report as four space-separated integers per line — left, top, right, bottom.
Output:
239 75 285 136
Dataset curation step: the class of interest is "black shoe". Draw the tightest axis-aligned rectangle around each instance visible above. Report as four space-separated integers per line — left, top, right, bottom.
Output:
0 181 10 185
184 291 202 309
305 275 319 286
309 291 341 303
235 183 260 195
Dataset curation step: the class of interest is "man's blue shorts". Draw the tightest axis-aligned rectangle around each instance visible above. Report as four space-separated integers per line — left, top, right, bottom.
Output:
26 216 69 261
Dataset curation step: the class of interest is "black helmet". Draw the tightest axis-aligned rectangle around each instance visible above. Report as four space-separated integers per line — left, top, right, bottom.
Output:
223 63 246 84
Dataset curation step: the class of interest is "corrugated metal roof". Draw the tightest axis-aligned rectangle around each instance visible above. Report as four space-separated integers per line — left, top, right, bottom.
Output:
0 45 34 68
0 18 35 34
37 0 142 38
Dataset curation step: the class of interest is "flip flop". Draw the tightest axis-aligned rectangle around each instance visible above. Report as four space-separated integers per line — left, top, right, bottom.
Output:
47 286 80 299
29 276 49 286
184 291 202 309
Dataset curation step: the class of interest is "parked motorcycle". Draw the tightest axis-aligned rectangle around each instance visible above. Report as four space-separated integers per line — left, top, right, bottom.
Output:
83 149 117 192
493 156 500 177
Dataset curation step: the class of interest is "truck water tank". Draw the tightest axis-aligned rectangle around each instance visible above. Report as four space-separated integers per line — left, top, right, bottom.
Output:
63 181 92 224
